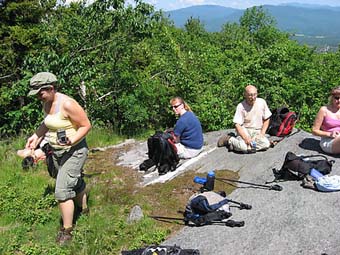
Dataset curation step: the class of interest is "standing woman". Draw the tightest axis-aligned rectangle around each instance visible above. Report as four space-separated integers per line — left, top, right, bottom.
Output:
170 97 204 159
25 72 91 244
312 86 340 154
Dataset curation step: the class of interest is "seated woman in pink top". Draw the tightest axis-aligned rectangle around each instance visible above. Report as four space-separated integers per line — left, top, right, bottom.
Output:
312 86 340 154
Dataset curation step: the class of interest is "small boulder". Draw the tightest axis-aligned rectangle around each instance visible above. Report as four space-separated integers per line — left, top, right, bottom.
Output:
127 205 143 223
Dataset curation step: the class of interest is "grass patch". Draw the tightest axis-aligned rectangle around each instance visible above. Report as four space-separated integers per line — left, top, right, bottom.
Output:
0 128 238 254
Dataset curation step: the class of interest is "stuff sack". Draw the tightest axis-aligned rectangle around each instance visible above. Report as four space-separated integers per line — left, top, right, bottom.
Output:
315 175 340 192
183 191 231 226
267 106 298 137
273 151 334 180
309 168 340 192
121 244 200 255
139 131 179 175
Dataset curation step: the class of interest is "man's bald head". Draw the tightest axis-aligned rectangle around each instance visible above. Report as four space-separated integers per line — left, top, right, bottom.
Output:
244 85 258 105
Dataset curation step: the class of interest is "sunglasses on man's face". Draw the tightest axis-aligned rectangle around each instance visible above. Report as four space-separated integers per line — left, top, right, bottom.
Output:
333 95 340 100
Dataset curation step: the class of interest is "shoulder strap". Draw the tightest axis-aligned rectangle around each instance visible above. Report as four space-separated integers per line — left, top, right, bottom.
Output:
300 154 334 164
55 93 62 114
300 154 329 160
277 112 296 136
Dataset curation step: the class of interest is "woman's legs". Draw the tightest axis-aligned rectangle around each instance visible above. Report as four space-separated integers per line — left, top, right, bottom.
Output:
74 189 88 212
175 143 202 159
320 137 334 154
331 136 340 154
54 144 88 244
59 199 75 229
59 190 88 228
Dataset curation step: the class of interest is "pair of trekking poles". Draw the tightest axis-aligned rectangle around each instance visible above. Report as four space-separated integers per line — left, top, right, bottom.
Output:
216 177 283 191
149 173 282 227
194 170 282 192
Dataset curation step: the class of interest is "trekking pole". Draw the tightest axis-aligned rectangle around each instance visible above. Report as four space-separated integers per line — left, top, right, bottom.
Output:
149 215 186 221
216 177 283 191
149 215 245 227
227 199 252 210
148 215 188 225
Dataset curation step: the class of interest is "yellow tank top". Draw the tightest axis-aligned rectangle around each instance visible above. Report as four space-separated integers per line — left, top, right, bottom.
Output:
44 94 78 149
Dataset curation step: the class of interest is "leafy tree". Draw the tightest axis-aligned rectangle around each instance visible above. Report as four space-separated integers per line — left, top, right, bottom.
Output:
0 0 56 135
1 0 340 137
240 6 288 48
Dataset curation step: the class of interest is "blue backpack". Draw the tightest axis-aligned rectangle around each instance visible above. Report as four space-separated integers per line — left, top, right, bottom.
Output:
122 244 200 255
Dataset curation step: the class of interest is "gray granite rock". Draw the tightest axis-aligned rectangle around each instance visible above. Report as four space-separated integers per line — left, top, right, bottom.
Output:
118 129 340 255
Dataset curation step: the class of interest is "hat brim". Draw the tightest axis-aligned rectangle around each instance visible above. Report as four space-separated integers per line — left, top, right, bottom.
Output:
28 89 40 96
28 85 52 96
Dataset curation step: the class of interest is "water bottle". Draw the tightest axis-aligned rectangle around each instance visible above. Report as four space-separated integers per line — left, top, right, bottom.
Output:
205 170 215 191
193 176 207 185
250 141 256 153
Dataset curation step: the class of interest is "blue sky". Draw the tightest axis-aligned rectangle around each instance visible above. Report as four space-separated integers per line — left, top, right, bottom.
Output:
134 0 340 11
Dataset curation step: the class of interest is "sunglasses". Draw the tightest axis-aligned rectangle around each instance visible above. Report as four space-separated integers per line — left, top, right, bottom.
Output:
171 103 182 109
333 96 340 100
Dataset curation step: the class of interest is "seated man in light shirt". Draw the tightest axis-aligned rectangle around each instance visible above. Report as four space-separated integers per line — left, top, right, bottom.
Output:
217 84 272 153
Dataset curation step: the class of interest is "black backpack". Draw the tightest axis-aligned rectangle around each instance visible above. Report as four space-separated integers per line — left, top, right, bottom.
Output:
273 151 334 181
267 106 298 137
121 244 200 255
183 191 232 226
139 131 180 175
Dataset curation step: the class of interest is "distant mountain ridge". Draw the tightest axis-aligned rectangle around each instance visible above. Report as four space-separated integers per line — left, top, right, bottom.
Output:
165 4 340 48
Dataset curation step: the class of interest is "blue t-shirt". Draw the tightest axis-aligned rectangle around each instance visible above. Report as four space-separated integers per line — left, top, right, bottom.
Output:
174 111 203 149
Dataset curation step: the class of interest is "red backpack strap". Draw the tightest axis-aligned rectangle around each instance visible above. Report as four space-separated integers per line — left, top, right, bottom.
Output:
167 137 178 153
277 112 297 136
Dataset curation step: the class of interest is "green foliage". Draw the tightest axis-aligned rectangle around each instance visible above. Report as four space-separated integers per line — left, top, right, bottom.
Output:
0 132 174 254
1 0 340 137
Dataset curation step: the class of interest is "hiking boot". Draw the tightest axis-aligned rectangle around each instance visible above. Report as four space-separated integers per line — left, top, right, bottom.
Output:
56 227 73 245
217 135 231 147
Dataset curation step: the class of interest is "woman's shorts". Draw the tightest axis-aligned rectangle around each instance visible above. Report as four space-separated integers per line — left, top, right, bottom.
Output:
320 137 333 154
53 139 88 201
175 143 202 159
